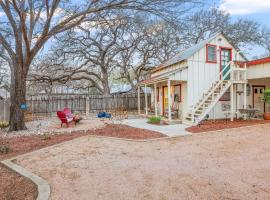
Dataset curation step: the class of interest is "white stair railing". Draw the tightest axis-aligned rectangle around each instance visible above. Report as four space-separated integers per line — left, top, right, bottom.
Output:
191 61 234 123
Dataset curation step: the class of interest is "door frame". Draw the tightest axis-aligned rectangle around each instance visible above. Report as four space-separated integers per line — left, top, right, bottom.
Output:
220 46 232 79
162 84 182 116
252 85 266 112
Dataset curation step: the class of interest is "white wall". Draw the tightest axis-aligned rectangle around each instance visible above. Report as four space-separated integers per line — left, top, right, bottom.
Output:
247 78 270 113
247 63 270 79
151 61 187 78
186 34 245 118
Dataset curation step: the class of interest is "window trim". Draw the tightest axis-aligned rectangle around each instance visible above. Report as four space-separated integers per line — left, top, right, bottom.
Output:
206 44 217 63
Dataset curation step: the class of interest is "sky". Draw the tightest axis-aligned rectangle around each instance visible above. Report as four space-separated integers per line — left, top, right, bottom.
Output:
207 0 270 58
217 0 270 26
0 0 270 59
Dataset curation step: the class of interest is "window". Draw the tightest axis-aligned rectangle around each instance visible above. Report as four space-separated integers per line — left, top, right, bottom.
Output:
206 44 217 63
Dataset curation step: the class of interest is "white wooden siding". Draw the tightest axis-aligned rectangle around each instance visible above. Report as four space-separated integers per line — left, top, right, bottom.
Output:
187 34 245 110
151 61 187 78
247 63 270 79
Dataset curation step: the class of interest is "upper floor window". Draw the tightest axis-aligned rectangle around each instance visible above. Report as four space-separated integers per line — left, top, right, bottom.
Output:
206 44 217 63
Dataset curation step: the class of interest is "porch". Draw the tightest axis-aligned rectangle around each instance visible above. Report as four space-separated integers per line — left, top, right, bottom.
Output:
137 78 187 123
247 77 270 115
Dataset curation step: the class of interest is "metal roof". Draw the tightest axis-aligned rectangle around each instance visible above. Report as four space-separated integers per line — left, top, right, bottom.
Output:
152 33 221 72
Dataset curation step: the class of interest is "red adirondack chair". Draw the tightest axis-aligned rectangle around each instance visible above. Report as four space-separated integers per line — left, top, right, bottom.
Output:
63 107 73 118
57 111 75 127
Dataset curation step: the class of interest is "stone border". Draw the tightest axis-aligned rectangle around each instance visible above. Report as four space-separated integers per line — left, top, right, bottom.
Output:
1 159 50 200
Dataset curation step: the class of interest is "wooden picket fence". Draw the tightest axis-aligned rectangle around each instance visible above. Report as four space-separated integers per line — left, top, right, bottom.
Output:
26 93 150 116
0 99 10 121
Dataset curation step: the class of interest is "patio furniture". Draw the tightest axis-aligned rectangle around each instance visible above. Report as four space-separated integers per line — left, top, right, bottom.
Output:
164 102 180 119
57 111 76 127
97 111 112 119
63 107 73 118
63 107 83 124
238 108 260 119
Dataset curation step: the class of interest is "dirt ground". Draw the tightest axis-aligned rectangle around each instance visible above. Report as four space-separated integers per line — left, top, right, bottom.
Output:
15 123 270 200
0 124 164 200
186 119 270 133
0 124 164 161
0 163 38 200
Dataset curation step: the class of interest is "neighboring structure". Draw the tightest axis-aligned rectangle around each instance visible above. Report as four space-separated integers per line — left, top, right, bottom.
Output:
138 32 253 125
246 57 270 114
0 88 9 99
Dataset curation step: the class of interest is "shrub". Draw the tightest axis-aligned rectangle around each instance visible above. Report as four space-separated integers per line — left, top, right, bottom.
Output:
0 144 10 154
147 116 161 124
0 121 9 129
262 88 270 105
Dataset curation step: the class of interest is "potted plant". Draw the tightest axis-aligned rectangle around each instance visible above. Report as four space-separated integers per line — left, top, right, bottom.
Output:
262 88 270 120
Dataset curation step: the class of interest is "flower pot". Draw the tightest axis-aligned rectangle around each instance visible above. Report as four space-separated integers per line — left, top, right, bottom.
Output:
263 113 270 120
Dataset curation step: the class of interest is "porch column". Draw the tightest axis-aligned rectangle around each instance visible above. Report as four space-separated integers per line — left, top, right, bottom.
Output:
243 83 247 120
236 85 240 119
138 86 141 115
230 84 234 121
154 83 158 116
168 80 172 121
145 84 148 115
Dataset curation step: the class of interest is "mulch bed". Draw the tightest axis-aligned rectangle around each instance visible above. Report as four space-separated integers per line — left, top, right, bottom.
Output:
0 163 38 200
0 124 165 161
186 119 270 133
0 124 164 200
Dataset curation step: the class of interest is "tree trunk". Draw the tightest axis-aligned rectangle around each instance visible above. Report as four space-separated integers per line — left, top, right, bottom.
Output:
8 64 27 131
102 72 110 96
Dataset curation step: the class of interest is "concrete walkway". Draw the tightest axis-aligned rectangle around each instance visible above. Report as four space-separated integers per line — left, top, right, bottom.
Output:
122 118 191 137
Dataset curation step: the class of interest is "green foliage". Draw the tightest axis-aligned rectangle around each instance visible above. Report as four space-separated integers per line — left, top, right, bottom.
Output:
0 144 10 154
0 121 9 129
147 116 161 124
262 88 270 104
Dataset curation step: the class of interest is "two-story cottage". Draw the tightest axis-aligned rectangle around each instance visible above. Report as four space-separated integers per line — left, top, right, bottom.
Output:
138 32 269 125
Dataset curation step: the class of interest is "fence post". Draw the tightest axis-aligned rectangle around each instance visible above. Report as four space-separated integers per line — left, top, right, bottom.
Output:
3 100 6 121
86 97 90 115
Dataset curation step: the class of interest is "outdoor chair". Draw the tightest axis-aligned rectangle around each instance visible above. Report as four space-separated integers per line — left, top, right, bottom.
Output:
63 107 83 123
63 107 73 118
57 111 76 127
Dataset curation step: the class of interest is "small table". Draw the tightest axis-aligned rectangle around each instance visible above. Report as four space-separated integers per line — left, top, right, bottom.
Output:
238 108 259 119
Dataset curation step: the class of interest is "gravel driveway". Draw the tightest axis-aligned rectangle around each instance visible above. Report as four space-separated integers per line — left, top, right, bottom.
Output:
16 124 270 200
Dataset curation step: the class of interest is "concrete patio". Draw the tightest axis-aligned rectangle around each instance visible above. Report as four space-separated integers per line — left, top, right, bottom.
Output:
122 118 191 137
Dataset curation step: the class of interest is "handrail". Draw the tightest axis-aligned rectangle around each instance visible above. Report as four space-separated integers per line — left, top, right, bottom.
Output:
191 60 234 122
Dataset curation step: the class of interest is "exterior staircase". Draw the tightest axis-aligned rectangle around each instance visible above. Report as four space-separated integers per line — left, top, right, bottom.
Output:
185 61 247 125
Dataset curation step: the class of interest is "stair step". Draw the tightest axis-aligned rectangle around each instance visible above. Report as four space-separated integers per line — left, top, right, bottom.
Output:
188 113 200 118
185 117 192 121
